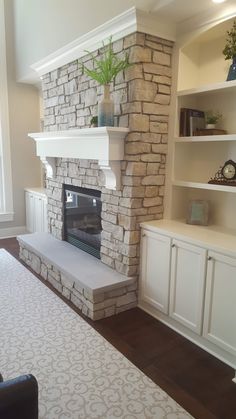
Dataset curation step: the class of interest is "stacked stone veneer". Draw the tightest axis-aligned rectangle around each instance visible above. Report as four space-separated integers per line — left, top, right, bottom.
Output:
19 246 138 320
41 32 173 278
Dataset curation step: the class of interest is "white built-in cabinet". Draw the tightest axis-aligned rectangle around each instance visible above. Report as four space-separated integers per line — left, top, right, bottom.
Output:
139 17 236 378
140 230 171 314
139 220 236 376
203 251 236 357
169 240 206 334
25 188 47 233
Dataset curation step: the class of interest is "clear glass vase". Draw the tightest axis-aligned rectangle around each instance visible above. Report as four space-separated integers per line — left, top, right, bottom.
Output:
98 84 114 127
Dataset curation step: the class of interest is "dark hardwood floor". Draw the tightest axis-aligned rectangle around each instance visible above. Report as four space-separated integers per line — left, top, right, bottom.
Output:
1 238 235 419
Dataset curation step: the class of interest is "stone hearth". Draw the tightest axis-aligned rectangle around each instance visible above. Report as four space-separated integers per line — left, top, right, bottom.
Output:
18 233 137 320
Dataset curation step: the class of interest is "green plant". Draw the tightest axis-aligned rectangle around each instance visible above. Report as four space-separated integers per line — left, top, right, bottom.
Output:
205 110 222 125
223 20 236 60
90 116 98 126
80 37 131 85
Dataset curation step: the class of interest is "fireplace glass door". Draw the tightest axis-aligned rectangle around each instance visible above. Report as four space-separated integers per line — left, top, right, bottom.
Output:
64 185 102 259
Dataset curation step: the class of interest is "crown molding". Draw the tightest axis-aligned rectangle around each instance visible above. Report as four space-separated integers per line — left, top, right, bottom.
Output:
31 7 137 79
29 7 176 83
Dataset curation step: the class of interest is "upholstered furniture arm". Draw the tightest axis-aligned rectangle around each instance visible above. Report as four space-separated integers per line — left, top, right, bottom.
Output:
0 374 38 419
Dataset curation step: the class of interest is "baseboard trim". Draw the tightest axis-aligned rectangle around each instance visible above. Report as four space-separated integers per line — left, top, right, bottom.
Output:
0 226 27 239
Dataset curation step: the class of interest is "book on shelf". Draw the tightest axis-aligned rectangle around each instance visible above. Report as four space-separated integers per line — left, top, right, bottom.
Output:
180 108 205 137
194 128 227 136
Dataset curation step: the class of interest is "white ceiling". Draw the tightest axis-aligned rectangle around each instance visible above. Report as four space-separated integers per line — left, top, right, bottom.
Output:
133 0 234 23
13 0 236 83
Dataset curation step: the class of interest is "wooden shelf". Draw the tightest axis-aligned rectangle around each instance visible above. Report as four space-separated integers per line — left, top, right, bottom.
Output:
177 79 236 97
174 134 236 143
172 180 236 193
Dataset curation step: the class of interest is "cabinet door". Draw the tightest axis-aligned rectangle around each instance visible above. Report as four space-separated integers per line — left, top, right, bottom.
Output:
42 197 48 233
170 239 207 334
25 192 35 233
203 251 236 356
34 196 45 233
140 230 171 314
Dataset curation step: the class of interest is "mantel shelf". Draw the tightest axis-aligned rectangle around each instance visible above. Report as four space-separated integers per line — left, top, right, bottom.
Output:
28 127 129 190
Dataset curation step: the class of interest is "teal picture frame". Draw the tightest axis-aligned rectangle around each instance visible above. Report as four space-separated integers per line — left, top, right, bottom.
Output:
186 200 209 226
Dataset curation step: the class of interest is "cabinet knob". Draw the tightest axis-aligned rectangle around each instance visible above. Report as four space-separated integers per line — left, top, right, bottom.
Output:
171 244 175 248
142 232 146 237
208 256 212 261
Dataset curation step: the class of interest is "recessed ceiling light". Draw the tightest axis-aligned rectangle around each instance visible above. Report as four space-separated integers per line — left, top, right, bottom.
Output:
212 0 226 3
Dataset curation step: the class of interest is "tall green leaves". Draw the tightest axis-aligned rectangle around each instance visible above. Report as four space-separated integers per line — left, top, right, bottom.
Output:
80 37 131 85
223 21 236 60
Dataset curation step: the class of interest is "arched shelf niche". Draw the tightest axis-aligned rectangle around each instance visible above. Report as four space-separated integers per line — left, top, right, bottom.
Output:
178 16 236 91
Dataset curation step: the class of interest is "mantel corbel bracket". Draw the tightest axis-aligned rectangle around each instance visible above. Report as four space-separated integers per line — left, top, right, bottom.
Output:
40 156 121 190
40 157 56 179
99 160 121 191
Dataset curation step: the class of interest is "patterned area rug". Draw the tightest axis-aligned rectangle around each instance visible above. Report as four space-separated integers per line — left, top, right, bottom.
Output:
0 250 193 419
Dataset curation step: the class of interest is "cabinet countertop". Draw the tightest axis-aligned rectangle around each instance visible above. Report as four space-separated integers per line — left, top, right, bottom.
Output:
141 219 236 258
25 187 47 197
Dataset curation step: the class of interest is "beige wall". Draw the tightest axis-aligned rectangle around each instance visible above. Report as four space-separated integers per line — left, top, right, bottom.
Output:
13 0 143 81
0 0 41 234
178 17 236 90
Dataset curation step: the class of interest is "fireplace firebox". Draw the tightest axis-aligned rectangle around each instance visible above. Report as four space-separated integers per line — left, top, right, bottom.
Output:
63 185 102 259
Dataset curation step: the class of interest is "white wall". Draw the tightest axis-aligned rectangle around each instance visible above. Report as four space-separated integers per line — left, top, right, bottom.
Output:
0 0 41 235
13 0 143 82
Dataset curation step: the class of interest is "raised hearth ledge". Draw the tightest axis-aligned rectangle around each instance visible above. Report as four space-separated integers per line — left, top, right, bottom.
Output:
28 127 129 190
17 233 138 320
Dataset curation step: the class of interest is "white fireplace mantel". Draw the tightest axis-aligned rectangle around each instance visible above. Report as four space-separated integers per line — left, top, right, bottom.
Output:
28 127 129 190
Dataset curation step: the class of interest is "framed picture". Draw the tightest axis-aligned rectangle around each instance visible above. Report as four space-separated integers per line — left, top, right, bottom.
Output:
186 200 209 226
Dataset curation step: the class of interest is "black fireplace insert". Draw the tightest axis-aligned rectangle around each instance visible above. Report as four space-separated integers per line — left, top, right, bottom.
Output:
63 185 102 259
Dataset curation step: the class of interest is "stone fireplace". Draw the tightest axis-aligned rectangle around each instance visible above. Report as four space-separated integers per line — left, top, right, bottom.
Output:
43 32 173 276
19 31 173 320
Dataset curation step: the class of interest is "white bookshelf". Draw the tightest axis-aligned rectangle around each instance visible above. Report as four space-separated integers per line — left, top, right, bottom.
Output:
177 79 236 97
168 17 236 232
172 180 236 193
140 19 236 374
174 134 236 143
140 16 236 376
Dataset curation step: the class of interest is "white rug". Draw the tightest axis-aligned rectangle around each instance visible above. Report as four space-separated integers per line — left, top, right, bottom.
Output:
0 249 193 419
